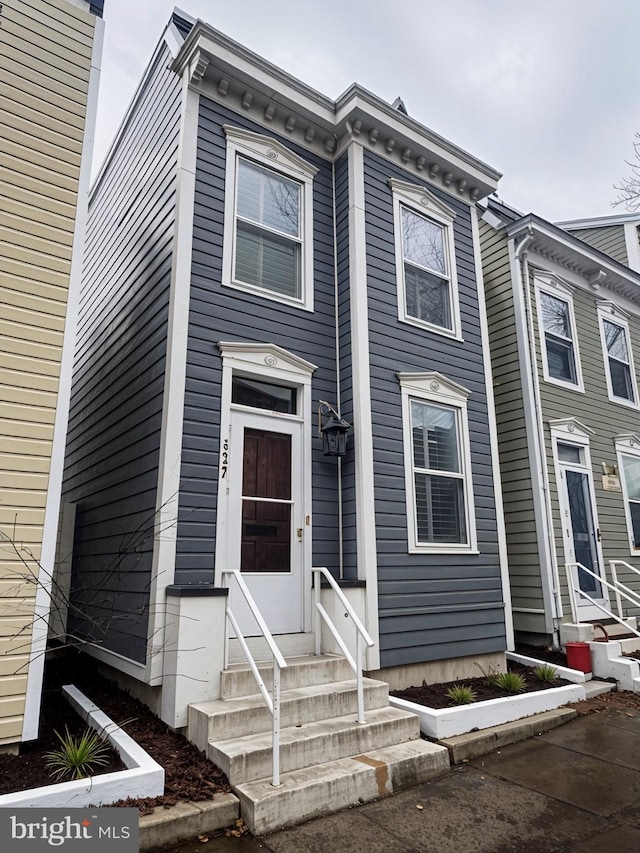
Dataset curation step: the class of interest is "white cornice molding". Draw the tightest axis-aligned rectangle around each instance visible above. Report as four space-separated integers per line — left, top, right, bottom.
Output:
171 25 500 204
558 214 640 229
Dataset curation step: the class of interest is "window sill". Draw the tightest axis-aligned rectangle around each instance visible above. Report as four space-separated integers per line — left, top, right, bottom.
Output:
408 545 480 556
542 376 585 394
222 279 313 312
398 313 463 341
607 395 640 411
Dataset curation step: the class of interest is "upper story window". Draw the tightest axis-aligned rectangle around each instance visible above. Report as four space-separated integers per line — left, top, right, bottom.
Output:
615 434 640 553
597 302 638 408
390 179 461 340
535 275 583 392
222 126 318 311
399 371 477 554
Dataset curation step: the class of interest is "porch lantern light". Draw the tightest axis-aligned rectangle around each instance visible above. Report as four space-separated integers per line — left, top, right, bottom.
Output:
318 401 351 457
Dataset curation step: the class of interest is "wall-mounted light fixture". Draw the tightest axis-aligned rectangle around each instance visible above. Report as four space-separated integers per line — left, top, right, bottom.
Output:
318 401 351 457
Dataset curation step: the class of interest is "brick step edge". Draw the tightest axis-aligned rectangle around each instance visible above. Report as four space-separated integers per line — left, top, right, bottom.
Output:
139 793 240 851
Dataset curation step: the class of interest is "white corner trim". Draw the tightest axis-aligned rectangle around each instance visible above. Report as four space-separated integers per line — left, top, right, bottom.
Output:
624 222 640 273
508 239 560 628
348 142 380 670
22 16 105 742
147 73 200 685
471 207 514 650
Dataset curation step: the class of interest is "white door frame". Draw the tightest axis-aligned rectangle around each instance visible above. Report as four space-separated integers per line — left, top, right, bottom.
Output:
550 418 609 621
215 343 317 636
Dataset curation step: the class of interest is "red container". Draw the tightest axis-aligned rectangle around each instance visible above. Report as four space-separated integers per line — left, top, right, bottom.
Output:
565 641 592 673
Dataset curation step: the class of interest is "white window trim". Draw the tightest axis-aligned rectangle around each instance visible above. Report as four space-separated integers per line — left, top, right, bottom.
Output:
534 274 584 393
398 371 477 554
389 178 462 341
615 433 640 555
221 126 318 311
597 301 639 410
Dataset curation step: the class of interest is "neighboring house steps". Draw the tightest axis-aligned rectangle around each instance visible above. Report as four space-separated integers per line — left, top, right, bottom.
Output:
187 655 449 834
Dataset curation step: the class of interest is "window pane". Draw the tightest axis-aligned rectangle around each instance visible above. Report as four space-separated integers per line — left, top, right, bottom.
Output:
232 377 297 413
622 454 640 501
415 473 466 543
630 502 640 549
557 443 582 465
405 265 451 329
603 320 629 362
237 159 299 237
545 335 576 382
609 358 634 400
411 402 459 472
540 293 571 338
402 207 446 274
235 221 300 297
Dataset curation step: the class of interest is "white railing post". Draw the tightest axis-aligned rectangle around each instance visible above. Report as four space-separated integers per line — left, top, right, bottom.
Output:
356 632 365 724
565 564 579 623
272 660 281 787
610 561 625 620
314 572 321 656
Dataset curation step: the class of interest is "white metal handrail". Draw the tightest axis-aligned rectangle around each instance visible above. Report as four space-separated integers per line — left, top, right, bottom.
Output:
312 567 374 724
609 560 640 621
222 570 287 786
565 562 640 638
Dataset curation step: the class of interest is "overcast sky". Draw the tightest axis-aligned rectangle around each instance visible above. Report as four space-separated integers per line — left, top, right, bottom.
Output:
93 0 640 222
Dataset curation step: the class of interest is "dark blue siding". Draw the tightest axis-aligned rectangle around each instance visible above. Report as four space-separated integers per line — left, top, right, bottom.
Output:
62 44 181 663
173 96 340 582
363 149 505 666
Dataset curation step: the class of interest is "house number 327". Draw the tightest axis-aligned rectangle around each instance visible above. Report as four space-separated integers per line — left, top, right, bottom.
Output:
221 438 229 479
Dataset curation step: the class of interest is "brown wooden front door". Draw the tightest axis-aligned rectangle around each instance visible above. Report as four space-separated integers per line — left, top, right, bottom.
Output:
241 429 292 574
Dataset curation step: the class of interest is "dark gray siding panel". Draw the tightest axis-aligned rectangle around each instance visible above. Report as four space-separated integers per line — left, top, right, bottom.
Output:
62 44 181 663
174 96 339 582
363 150 505 668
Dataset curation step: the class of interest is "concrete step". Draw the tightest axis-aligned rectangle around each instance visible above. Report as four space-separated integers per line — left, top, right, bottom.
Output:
209 705 421 785
234 739 450 835
220 654 353 700
583 679 616 699
188 678 389 750
617 637 640 654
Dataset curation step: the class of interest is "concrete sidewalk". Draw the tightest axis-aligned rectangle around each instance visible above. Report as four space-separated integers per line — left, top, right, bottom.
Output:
151 703 640 852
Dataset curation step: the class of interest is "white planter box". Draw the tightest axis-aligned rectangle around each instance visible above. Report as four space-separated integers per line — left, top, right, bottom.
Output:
506 652 591 684
389 683 586 739
0 685 164 808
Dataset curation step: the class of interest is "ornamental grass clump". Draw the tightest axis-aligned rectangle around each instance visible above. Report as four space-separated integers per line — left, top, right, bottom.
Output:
491 670 527 694
45 726 111 781
533 664 558 684
445 683 477 705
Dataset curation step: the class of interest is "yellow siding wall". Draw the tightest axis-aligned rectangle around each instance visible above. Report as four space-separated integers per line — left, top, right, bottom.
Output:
0 0 95 744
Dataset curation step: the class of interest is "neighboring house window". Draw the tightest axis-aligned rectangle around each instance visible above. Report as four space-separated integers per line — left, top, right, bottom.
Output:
399 372 477 553
615 435 640 553
535 276 583 391
389 179 461 339
598 303 638 407
222 126 318 311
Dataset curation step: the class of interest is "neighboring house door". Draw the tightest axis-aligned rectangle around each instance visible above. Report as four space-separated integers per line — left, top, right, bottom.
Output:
227 409 305 635
556 442 609 620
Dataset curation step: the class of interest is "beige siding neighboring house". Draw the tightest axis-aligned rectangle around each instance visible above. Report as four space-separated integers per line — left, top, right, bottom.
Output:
0 0 103 747
482 199 640 647
558 213 640 274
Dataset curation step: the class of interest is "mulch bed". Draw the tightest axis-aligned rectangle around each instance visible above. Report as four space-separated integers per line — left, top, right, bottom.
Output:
0 653 231 814
391 662 572 709
515 643 568 667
